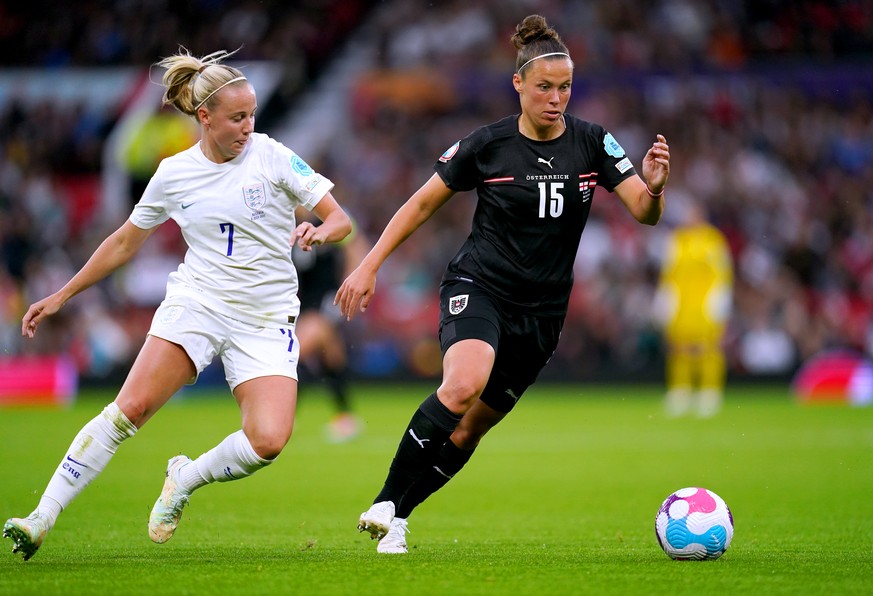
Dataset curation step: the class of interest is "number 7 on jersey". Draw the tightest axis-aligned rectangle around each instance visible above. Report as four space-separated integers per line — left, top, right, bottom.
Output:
220 222 235 256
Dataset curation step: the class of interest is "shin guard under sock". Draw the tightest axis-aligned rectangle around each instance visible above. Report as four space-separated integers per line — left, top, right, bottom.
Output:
181 430 272 492
373 393 461 506
396 439 475 518
40 402 137 526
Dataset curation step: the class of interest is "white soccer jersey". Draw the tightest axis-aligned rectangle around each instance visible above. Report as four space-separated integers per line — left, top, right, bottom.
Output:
130 132 334 328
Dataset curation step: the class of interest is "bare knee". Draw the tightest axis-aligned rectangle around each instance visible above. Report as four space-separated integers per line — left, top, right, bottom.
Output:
234 376 298 460
246 426 293 460
115 398 152 428
437 378 487 413
240 402 295 459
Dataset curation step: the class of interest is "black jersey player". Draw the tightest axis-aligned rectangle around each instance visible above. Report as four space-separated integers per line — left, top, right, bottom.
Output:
335 14 670 554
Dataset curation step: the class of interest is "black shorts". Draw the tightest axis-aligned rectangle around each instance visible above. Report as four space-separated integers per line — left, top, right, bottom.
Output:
438 279 564 413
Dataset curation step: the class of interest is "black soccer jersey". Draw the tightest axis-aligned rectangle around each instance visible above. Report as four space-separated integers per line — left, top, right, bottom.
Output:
434 114 637 315
294 241 342 312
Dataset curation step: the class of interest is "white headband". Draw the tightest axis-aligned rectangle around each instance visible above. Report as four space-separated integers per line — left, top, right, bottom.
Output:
517 52 571 74
195 76 247 110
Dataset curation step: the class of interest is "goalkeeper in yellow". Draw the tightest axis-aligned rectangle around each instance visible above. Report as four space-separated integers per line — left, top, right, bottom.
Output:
655 199 733 417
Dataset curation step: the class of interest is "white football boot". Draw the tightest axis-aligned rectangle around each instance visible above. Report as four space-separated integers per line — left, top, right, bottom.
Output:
3 513 50 561
148 455 192 543
357 500 394 541
377 517 409 554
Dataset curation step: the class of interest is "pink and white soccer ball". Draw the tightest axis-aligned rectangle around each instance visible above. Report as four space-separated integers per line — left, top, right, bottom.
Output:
655 487 733 560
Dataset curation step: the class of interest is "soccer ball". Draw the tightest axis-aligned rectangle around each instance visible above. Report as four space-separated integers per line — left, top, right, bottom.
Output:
655 487 733 560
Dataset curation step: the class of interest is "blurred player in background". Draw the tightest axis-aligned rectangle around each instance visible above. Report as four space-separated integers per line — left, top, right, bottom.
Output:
122 103 200 208
4 48 351 561
336 14 670 554
655 198 733 417
293 209 368 442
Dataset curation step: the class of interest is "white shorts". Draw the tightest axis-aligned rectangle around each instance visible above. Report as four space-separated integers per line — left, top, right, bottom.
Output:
148 296 300 390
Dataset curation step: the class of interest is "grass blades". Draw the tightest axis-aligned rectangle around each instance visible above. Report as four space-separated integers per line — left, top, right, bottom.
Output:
1 383 871 594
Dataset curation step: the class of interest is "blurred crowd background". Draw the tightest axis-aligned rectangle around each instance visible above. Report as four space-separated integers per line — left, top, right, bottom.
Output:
2 0 873 386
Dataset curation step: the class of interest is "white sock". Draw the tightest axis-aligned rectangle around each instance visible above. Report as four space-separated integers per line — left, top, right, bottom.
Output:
177 430 273 493
35 496 63 524
697 389 723 418
38 402 137 527
665 388 692 417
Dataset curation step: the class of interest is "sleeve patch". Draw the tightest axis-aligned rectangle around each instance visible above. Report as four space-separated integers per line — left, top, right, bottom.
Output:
439 141 460 162
615 157 634 173
603 132 626 158
290 154 314 176
304 177 322 192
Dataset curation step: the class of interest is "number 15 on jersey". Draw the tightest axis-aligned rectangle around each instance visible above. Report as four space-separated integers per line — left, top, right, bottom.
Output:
538 182 564 218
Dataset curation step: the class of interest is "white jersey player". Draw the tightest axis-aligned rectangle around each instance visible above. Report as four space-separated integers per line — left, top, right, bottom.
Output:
133 132 333 328
4 48 352 561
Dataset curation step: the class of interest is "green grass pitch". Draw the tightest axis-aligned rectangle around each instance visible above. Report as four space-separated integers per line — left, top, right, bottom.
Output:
1 383 871 595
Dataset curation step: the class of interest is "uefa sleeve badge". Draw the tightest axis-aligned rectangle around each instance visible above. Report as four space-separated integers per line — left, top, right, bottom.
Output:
439 141 460 163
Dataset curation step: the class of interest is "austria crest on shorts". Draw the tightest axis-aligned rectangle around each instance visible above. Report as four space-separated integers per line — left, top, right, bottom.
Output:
243 183 267 211
449 294 469 315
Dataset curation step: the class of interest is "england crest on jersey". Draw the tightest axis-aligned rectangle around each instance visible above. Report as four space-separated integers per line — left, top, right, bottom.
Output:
449 294 469 315
243 183 267 211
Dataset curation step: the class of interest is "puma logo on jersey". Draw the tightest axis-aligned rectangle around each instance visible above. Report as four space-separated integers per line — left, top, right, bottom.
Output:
433 465 453 480
538 157 555 169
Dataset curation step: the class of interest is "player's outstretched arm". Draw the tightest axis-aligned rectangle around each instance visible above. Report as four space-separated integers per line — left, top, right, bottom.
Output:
22 220 154 338
335 174 454 320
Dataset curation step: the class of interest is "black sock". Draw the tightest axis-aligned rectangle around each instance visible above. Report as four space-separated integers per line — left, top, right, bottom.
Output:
395 439 475 518
324 366 351 413
373 393 461 506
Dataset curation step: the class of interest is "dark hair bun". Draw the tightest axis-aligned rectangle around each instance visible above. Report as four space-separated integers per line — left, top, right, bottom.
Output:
512 14 559 49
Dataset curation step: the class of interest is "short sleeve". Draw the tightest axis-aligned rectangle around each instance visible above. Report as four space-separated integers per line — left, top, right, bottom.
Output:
434 135 482 192
268 138 334 210
129 165 171 229
595 128 637 192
